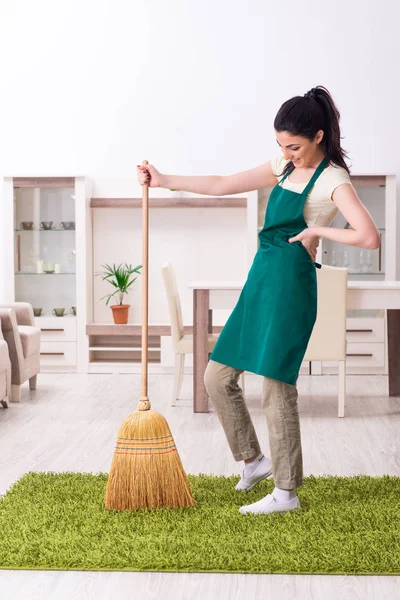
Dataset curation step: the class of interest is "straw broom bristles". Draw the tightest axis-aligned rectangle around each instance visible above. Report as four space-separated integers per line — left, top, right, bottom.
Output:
105 398 196 511
105 160 196 511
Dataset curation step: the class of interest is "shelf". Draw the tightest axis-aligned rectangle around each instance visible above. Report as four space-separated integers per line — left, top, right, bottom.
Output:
15 228 75 232
89 346 160 351
89 358 160 364
34 314 76 318
87 324 170 336
15 272 76 275
347 272 385 275
90 197 247 208
350 176 386 187
13 177 75 188
86 323 223 336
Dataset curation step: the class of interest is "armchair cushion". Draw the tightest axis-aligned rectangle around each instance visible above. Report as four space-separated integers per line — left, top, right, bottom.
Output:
18 326 41 358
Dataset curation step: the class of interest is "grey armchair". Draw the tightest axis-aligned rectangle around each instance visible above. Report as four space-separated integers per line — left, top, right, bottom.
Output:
0 303 41 403
0 320 11 408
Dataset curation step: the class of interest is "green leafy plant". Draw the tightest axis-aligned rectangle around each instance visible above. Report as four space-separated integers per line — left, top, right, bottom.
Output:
96 263 142 306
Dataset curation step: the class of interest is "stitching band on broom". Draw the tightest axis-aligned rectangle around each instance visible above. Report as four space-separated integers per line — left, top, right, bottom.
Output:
105 160 196 511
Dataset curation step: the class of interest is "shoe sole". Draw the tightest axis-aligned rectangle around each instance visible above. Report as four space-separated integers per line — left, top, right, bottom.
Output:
239 504 301 515
235 468 273 492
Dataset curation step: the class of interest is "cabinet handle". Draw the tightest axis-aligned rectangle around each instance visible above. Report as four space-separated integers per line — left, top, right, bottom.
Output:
346 329 373 333
40 352 65 356
378 232 382 272
346 353 373 357
17 234 21 271
41 328 65 332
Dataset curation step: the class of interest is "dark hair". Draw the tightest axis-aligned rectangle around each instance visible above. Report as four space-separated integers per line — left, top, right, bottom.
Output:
273 85 351 176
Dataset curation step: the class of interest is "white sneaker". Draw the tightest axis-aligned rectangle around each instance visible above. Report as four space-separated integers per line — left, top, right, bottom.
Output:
234 456 273 492
239 493 300 515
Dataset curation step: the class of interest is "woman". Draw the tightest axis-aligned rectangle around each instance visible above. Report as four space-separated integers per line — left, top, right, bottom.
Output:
137 86 380 516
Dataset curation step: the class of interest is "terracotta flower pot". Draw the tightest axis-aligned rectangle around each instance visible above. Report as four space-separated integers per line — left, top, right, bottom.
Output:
110 304 130 324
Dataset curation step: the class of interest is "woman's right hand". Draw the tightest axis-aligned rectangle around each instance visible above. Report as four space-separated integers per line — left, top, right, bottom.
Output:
137 163 163 188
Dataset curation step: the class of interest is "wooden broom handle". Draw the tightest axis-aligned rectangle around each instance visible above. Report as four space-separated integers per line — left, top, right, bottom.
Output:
141 160 149 398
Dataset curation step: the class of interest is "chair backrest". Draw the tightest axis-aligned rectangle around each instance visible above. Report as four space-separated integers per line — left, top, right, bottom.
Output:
0 308 24 382
304 265 348 361
161 263 184 349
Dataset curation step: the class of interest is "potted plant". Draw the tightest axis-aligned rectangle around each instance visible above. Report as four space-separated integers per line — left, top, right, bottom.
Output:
96 263 142 324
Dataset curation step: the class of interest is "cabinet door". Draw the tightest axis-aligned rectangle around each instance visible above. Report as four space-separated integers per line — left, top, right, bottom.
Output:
40 341 77 368
35 316 77 342
14 184 77 318
320 315 386 375
320 178 385 278
346 317 385 343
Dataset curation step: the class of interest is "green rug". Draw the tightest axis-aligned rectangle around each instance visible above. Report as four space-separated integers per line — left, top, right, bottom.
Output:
0 472 399 574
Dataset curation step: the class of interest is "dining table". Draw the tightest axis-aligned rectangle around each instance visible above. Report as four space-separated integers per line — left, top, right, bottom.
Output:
188 280 400 413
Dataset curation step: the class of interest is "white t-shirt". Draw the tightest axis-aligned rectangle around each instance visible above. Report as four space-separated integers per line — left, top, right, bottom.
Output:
269 155 352 227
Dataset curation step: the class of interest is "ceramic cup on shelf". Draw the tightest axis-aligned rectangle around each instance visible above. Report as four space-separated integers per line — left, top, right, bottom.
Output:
60 221 75 230
33 308 42 317
20 221 34 230
40 221 53 230
71 305 76 316
52 308 65 317
54 263 61 273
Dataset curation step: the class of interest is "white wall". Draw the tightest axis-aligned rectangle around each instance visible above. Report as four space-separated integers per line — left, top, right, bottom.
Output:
93 205 247 324
1 0 400 309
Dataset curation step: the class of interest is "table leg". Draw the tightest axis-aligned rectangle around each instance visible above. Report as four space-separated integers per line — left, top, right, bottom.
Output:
193 289 210 412
387 309 400 396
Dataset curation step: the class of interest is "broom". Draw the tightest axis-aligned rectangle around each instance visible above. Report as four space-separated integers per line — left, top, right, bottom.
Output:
105 160 196 511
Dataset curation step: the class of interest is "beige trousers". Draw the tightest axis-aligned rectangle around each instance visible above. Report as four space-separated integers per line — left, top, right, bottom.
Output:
204 359 303 489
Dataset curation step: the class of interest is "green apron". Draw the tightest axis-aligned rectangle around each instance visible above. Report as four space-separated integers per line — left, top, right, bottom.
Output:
210 157 329 385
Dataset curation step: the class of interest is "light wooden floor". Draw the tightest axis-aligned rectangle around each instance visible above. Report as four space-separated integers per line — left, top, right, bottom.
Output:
0 371 400 600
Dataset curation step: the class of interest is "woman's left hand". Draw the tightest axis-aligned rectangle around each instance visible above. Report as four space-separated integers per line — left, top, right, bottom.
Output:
288 229 320 263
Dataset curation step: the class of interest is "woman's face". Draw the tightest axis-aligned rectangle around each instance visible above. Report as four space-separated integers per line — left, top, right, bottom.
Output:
275 130 324 168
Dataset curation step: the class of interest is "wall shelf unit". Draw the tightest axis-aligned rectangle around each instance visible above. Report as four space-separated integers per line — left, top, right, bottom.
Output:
90 197 247 208
86 323 223 373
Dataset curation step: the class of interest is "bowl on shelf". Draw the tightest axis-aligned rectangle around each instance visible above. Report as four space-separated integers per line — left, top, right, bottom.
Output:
20 221 34 230
41 221 53 230
61 221 75 230
44 269 55 274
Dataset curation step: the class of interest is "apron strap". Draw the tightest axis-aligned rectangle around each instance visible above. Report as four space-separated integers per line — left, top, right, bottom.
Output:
277 167 293 185
278 156 329 191
302 157 329 196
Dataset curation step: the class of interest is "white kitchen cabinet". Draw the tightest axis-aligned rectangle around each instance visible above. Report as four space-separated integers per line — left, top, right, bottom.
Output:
1 176 93 373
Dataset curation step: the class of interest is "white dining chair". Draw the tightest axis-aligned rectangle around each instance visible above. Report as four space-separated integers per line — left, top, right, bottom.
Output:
304 265 348 417
162 262 245 406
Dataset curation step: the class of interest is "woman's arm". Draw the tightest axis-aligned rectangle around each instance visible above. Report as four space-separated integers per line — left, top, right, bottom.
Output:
158 160 278 196
289 183 381 249
160 173 222 195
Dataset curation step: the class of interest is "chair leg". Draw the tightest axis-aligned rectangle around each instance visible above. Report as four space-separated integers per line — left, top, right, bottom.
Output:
172 353 185 406
240 372 245 396
338 360 346 418
11 385 21 403
29 375 37 390
1 396 9 408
